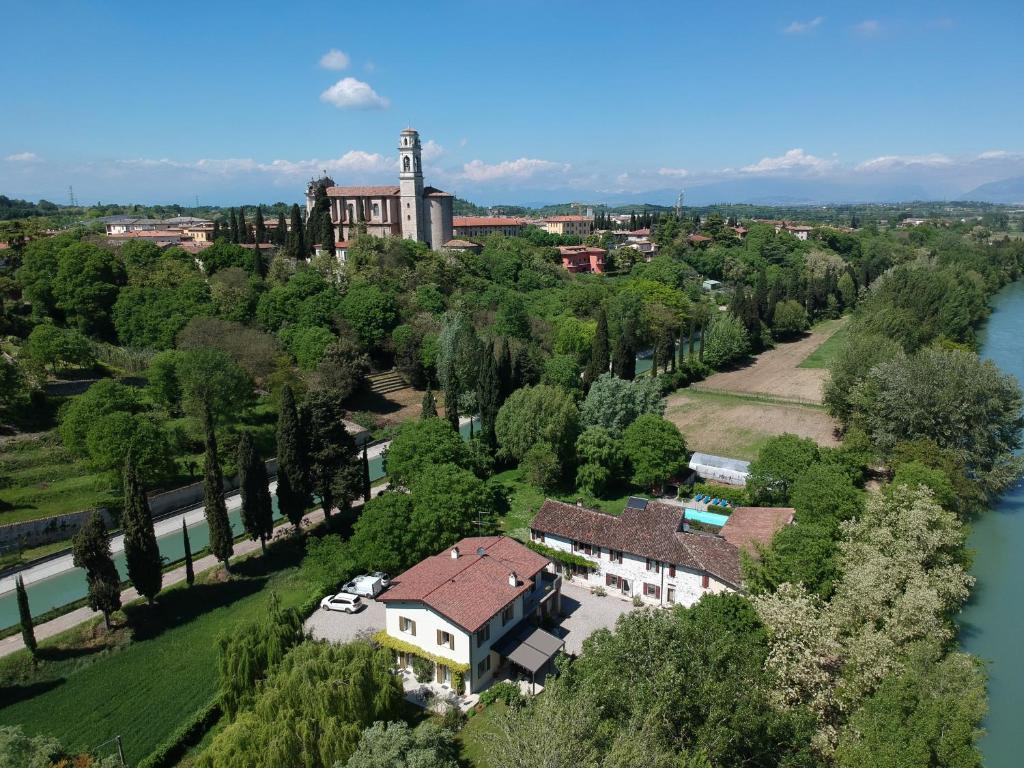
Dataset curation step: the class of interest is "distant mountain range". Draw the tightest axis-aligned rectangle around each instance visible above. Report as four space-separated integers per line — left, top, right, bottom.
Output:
962 176 1024 204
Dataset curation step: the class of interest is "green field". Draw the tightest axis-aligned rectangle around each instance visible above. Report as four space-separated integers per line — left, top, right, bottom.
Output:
491 467 637 541
799 318 850 369
0 544 309 766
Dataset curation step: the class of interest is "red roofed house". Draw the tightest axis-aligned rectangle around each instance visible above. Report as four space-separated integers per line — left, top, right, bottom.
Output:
306 128 453 252
530 498 792 607
558 244 606 274
452 216 527 238
379 536 563 694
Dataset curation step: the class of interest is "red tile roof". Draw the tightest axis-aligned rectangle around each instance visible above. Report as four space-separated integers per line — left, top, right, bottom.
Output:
443 239 482 248
544 215 591 222
557 245 606 256
326 185 400 197
719 507 794 555
453 216 526 227
687 234 712 243
531 499 744 587
379 536 549 632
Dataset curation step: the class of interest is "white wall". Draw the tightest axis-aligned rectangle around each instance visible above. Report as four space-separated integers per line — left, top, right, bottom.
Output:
534 531 729 608
385 601 471 666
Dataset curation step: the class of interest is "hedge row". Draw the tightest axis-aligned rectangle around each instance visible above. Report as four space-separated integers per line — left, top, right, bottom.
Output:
692 483 749 506
136 698 221 768
524 540 598 570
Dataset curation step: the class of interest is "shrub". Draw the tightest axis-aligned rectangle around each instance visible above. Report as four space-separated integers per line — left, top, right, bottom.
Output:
479 680 525 707
412 654 435 683
693 483 748 506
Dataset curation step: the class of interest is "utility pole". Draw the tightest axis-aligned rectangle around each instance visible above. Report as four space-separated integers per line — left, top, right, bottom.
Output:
68 185 77 207
116 735 127 767
675 190 685 219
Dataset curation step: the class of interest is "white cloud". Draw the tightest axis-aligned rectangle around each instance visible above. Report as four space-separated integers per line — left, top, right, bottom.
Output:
421 139 445 161
5 151 39 162
320 77 389 109
319 49 350 70
784 16 824 35
657 167 690 178
855 153 953 171
853 19 881 36
460 157 569 182
741 148 835 174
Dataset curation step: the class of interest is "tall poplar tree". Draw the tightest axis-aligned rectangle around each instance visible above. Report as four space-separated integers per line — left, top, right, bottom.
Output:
15 575 36 659
203 411 234 571
254 204 266 244
276 385 310 529
421 389 437 419
443 357 459 431
584 305 610 388
476 342 501 450
72 511 122 629
122 447 162 604
302 391 360 520
182 518 195 586
238 431 274 552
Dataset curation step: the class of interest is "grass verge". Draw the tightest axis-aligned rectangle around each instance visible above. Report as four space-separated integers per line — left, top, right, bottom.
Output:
458 701 507 768
799 318 850 369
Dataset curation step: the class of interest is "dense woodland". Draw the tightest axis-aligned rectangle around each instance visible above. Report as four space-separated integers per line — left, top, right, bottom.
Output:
2 204 1024 767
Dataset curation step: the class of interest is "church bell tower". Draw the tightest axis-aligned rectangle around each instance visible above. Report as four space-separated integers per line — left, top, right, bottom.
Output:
398 128 425 243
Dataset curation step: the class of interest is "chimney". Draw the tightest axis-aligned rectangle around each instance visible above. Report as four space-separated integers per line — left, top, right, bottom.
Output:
450 547 459 559
508 571 518 587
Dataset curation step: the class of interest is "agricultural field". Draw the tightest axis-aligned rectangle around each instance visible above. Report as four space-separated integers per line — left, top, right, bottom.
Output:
0 544 309 766
799 318 850 369
665 389 838 461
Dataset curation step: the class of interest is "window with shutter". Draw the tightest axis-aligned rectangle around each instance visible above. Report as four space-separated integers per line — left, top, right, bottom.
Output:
606 573 614 587
669 564 676 577
701 574 710 589
655 586 662 599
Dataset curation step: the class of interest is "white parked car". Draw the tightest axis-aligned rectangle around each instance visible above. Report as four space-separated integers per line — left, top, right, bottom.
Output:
342 574 386 598
320 592 364 613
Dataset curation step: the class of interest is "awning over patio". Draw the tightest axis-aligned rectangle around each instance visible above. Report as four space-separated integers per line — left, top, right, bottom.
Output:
493 622 565 674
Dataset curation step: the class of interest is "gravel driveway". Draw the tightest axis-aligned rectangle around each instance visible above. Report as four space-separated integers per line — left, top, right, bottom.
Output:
304 597 386 643
556 581 637 655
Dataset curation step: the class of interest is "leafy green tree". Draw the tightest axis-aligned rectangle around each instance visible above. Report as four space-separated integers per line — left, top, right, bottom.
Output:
771 299 808 339
59 378 141 454
744 522 840 599
384 417 469 487
891 460 957 512
285 203 305 258
522 442 561 491
790 462 862 526
303 390 360 519
409 463 494 559
200 241 251 275
541 354 582 396
0 357 26 412
421 389 437 419
147 349 183 413
747 434 821 505
342 721 459 768
281 324 337 370
72 511 122 629
621 414 687 490
15 576 36 659
121 447 163 604
177 347 254 430
301 534 357 596
495 384 579 463
312 337 369 401
610 302 639 380
0 725 120 768
362 446 371 502
702 311 749 369
575 426 626 496
237 431 274 552
823 331 903 424
20 324 94 375
85 411 175 486
340 282 398 348
476 343 501 448
555 315 596 365
200 641 403 768
113 256 213 348
53 242 125 335
203 420 234 571
276 385 311 529
349 493 414 573
494 293 531 339
580 373 663 435
182 518 195 586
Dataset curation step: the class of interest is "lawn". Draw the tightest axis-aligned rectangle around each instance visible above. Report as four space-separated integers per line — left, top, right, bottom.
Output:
0 542 310 766
799 318 850 369
458 701 508 768
491 467 637 541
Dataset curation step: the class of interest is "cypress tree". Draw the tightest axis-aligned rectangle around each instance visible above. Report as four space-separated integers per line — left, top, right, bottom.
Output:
229 208 240 244
495 338 514 402
212 219 221 241
122 447 162 604
688 317 696 360
421 389 437 419
303 391 360 521
476 343 500 450
254 205 266 243
274 212 287 246
15 575 36 659
287 204 305 258
182 518 194 586
238 431 274 552
238 205 248 243
72 511 122 629
250 242 266 278
612 308 637 380
443 361 459 431
203 410 234 571
698 320 706 362
361 446 371 502
584 305 610 388
275 385 310 530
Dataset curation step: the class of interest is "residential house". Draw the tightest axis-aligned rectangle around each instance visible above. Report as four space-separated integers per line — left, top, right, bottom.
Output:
452 216 527 238
530 498 792 607
558 244 606 274
542 215 594 237
378 536 563 694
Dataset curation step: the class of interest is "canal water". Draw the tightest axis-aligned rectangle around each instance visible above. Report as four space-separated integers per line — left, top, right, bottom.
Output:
0 419 475 629
958 280 1024 767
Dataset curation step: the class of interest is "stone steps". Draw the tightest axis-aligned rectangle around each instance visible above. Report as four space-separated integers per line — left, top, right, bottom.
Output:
368 370 407 395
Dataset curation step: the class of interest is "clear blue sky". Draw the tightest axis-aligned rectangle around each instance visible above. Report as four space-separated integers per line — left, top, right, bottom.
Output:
2 0 1022 205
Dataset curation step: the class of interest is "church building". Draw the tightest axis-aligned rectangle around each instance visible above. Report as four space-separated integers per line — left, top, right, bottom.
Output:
306 128 454 251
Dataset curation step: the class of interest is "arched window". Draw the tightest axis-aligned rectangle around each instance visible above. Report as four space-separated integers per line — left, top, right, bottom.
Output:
403 156 411 172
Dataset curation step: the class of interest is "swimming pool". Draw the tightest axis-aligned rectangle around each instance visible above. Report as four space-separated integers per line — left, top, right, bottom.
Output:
685 508 729 527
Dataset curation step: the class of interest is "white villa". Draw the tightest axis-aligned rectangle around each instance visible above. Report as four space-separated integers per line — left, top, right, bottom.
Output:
378 536 563 695
530 499 792 607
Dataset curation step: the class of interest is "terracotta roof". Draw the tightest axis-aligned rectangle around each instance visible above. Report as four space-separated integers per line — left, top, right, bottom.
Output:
326 185 400 197
443 239 481 248
687 234 712 243
531 499 743 587
719 507 794 555
334 240 352 249
557 245 606 256
453 216 526 227
424 186 452 197
378 536 549 632
544 215 591 222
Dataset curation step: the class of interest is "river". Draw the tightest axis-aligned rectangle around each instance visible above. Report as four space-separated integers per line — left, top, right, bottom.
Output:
958 280 1024 767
